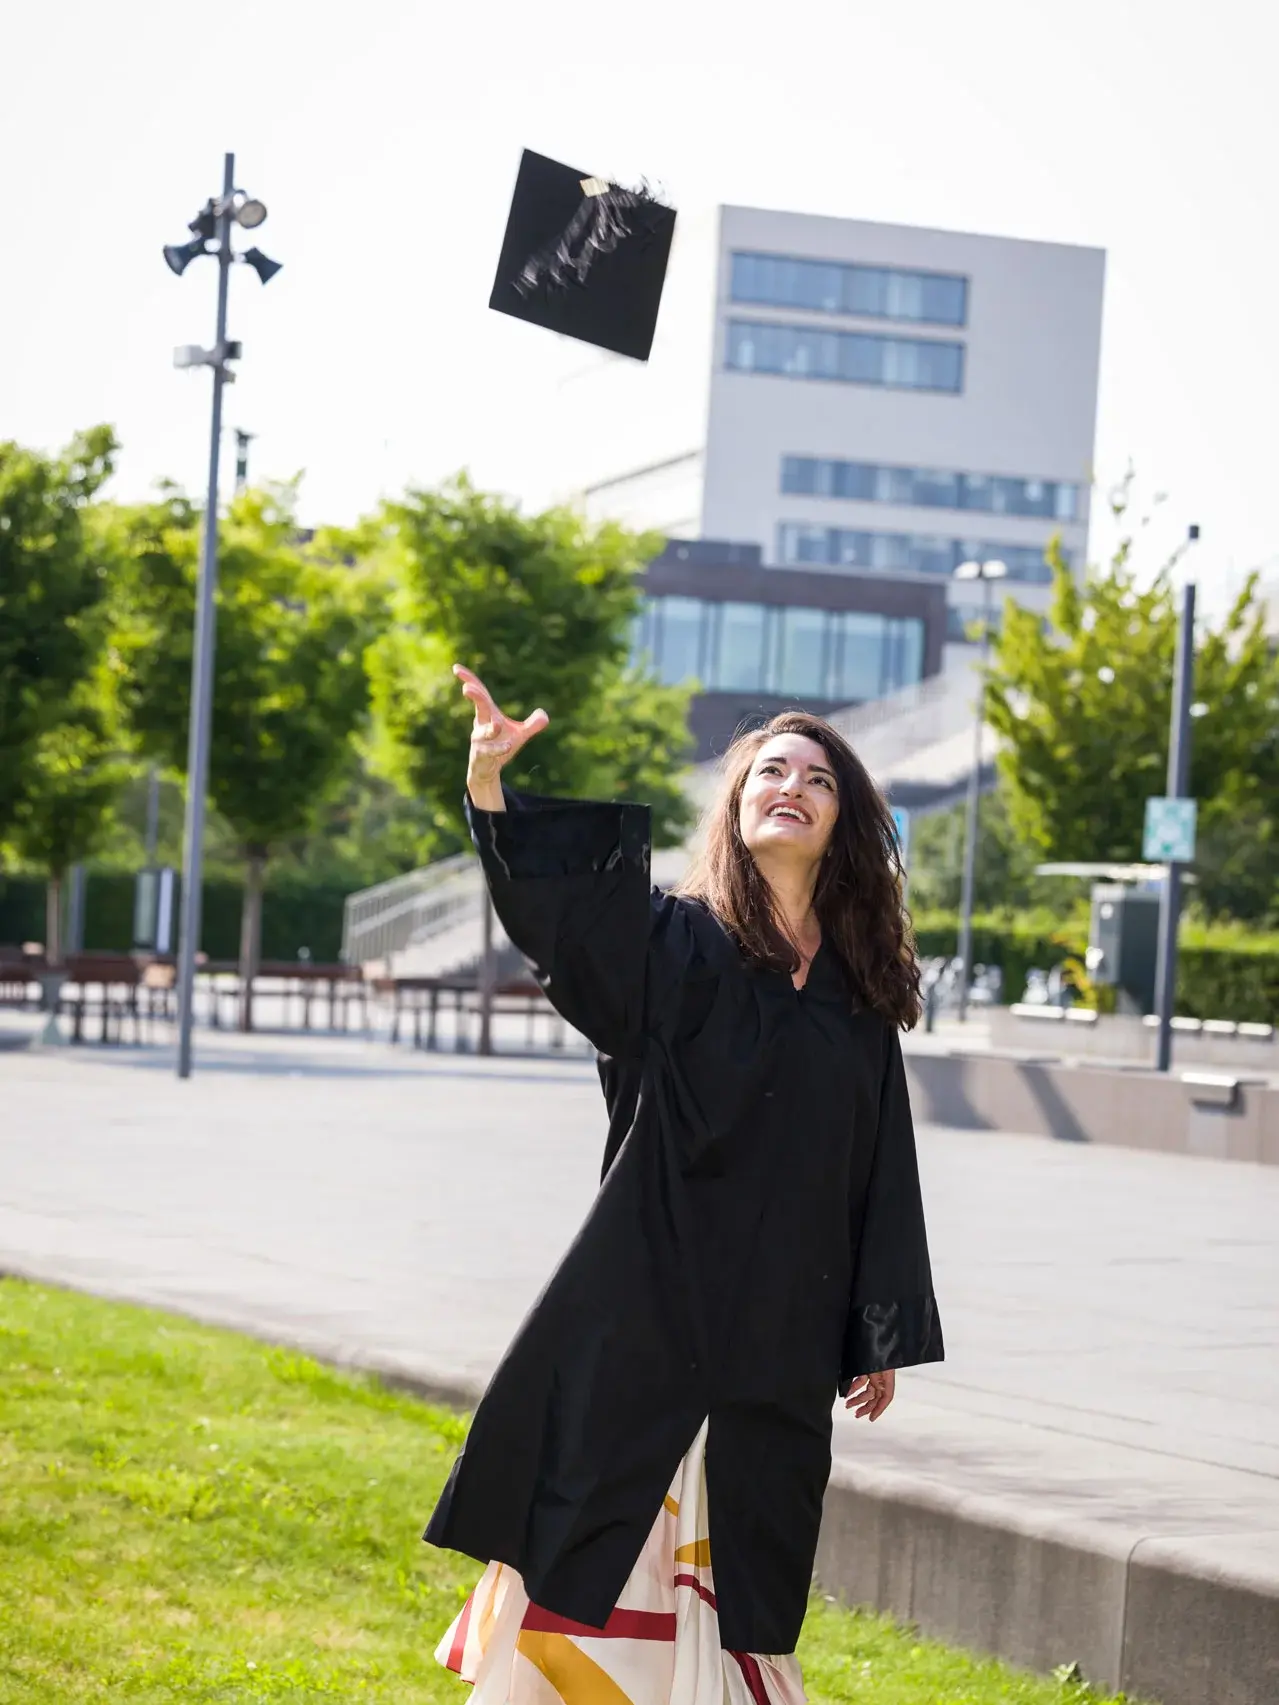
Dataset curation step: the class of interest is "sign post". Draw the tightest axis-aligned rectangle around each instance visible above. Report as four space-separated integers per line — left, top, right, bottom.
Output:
1143 798 1197 864
1150 576 1197 1072
890 807 911 863
890 807 911 903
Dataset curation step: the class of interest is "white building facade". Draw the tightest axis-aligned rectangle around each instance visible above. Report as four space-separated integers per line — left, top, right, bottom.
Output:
577 204 1105 665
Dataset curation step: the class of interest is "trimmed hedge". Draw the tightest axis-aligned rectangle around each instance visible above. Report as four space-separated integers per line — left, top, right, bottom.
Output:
913 912 1279 1026
1175 945 1279 1025
0 871 349 964
5 876 1277 1022
914 919 1077 1013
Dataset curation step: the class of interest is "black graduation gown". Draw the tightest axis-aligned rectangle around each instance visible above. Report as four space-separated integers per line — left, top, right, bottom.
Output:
423 790 943 1655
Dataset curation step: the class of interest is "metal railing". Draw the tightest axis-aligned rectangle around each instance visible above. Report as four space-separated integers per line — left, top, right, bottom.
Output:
827 666 979 777
340 854 481 968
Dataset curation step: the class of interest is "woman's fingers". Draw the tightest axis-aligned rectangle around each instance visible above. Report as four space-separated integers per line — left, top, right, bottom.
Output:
454 666 548 743
870 1370 896 1421
844 1376 869 1407
453 664 500 728
845 1370 896 1420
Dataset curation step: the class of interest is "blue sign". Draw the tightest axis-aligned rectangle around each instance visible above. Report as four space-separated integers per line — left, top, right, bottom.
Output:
1143 797 1197 862
890 807 911 863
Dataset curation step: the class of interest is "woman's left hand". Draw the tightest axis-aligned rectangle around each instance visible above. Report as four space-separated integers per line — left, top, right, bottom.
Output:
844 1369 895 1420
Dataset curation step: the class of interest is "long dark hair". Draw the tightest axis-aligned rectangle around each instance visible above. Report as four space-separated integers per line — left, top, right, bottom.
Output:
673 711 922 1030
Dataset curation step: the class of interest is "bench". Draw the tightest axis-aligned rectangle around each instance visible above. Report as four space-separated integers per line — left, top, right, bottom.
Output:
379 975 574 1054
201 962 368 1032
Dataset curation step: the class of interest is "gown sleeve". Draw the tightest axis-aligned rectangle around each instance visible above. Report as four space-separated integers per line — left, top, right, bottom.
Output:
839 1022 944 1393
465 787 692 1058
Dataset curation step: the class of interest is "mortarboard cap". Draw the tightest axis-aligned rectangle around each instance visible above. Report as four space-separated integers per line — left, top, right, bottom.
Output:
490 148 676 362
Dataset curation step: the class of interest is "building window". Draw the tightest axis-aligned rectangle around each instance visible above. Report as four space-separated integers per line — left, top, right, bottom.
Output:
727 319 964 395
828 612 885 701
775 606 827 697
655 595 704 684
636 596 926 704
710 600 769 691
885 616 925 691
777 524 1064 585
780 455 1080 522
731 251 968 328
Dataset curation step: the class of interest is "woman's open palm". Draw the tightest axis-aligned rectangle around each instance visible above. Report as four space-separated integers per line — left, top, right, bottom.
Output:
454 665 549 784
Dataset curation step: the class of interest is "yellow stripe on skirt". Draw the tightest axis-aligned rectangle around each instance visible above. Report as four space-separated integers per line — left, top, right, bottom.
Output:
437 1418 807 1705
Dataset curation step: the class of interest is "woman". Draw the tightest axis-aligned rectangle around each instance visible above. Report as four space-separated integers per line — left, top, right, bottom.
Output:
426 665 943 1705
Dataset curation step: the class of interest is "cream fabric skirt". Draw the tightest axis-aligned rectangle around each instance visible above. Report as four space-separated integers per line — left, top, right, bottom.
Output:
436 1418 807 1705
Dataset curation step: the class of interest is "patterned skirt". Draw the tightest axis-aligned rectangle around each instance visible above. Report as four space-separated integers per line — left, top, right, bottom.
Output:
436 1418 807 1705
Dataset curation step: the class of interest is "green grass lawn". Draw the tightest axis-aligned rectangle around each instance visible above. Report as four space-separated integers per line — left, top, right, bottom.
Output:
0 1279 1134 1704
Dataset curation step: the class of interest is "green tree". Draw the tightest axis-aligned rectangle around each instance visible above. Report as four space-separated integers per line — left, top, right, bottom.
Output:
109 484 381 1019
8 694 132 963
0 426 119 841
906 786 1049 915
362 477 694 846
985 524 1279 923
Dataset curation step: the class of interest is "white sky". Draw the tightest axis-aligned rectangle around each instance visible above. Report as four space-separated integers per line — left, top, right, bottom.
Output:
4 0 1276 613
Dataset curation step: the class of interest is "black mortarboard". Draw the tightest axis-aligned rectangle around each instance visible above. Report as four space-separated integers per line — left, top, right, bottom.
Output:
490 149 676 362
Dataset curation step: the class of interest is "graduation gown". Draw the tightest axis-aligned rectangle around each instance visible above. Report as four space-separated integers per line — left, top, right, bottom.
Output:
423 790 943 1655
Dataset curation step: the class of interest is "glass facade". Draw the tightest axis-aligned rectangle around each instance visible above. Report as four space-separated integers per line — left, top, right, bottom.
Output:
777 523 1064 585
726 319 964 394
635 596 925 703
781 455 1079 522
731 252 968 327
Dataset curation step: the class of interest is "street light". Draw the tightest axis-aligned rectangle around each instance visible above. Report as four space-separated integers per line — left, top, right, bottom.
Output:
164 153 282 1080
953 557 1008 1021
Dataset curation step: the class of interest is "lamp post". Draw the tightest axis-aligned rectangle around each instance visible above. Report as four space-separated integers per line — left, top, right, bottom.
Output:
953 557 1008 1021
164 154 282 1079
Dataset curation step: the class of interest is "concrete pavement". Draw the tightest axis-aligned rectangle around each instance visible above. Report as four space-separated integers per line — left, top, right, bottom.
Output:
2 1027 1276 1703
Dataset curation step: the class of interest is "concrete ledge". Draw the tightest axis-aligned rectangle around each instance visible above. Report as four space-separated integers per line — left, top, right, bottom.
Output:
993 1007 1279 1072
1122 1532 1279 1705
815 1463 1131 1687
902 1049 1279 1165
816 1465 1279 1705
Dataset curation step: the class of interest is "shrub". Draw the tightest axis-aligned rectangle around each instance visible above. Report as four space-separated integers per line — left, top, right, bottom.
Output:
0 871 351 964
910 909 1279 1024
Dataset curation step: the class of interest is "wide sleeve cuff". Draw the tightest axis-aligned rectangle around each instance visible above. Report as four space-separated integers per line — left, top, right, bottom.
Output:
464 788 651 882
839 1294 944 1391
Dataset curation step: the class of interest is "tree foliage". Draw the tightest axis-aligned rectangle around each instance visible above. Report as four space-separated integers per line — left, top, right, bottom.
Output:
905 787 1070 916
362 477 694 847
985 517 1279 923
110 484 378 850
0 426 121 841
8 695 131 879
107 484 382 979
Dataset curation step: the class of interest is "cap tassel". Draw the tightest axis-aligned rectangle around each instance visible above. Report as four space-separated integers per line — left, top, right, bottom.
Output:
514 180 667 298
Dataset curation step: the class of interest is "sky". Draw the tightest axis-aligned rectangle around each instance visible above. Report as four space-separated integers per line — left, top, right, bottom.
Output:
4 0 1277 615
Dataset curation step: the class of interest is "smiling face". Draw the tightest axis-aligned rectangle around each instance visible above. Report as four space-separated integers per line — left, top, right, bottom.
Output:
737 732 840 868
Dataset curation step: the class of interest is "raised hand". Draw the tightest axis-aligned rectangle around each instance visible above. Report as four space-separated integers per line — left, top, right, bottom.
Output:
454 665 548 810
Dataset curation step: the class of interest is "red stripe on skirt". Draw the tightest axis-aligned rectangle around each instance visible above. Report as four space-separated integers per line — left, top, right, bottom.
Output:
673 1571 718 1610
730 1649 773 1705
445 1590 474 1673
521 1604 677 1642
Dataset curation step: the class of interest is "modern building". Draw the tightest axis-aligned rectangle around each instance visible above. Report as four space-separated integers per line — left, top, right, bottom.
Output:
569 203 1106 669
640 539 946 758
